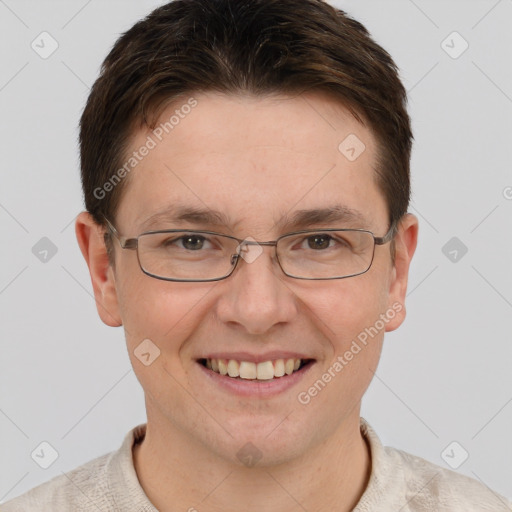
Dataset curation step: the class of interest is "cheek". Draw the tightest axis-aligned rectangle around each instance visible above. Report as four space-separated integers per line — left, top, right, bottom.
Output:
116 276 215 401
302 270 391 350
119 272 222 374
295 283 387 440
116 268 216 353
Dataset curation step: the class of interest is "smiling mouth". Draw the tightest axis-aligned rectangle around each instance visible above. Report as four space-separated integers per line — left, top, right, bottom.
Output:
198 358 315 380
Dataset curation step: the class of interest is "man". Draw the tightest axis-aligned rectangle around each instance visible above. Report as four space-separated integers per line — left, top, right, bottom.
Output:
4 0 510 510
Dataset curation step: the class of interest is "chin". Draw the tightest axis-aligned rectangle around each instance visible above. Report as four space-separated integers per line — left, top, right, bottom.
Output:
209 414 314 467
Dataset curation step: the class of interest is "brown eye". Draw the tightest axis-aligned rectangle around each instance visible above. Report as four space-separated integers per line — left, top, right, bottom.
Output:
180 235 206 250
306 234 332 250
158 234 211 251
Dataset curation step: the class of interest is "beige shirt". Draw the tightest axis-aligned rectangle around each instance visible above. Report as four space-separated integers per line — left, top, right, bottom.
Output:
3 418 510 511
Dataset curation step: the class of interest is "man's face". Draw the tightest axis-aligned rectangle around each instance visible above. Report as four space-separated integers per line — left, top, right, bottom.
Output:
92 92 413 465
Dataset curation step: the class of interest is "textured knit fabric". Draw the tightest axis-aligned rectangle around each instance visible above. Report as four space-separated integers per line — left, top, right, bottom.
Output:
3 418 511 511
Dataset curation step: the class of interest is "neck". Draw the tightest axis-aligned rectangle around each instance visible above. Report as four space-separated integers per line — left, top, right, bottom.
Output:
133 408 371 512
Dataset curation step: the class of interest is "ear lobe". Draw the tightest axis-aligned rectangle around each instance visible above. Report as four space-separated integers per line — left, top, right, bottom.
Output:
385 213 419 332
75 211 122 327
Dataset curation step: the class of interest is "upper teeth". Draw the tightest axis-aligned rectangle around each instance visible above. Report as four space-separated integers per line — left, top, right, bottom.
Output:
205 358 302 380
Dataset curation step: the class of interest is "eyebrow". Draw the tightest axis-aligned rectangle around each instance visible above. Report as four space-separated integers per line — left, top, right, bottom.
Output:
278 205 369 231
139 206 231 231
138 204 369 232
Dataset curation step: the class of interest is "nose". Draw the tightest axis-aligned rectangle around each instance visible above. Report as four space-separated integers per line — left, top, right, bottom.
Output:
214 243 298 335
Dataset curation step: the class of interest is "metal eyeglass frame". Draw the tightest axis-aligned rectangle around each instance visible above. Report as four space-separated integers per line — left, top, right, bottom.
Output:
103 217 397 282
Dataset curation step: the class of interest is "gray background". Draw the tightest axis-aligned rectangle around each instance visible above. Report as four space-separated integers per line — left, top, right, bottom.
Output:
1 0 511 504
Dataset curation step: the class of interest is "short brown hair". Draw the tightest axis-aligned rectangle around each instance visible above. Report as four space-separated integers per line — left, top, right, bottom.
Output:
80 0 412 234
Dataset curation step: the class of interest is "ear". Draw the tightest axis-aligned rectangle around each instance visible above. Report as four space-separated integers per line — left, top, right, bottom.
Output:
385 213 419 332
75 212 122 327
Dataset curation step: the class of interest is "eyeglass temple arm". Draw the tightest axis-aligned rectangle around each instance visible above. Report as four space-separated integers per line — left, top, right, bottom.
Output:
374 222 397 245
102 216 138 250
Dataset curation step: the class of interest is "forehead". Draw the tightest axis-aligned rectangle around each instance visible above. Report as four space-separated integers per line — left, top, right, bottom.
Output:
116 91 387 235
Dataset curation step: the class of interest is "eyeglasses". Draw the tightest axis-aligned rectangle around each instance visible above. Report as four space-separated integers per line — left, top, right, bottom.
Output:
103 218 396 282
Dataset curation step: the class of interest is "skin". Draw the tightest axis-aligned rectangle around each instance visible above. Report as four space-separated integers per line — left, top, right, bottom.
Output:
76 91 418 512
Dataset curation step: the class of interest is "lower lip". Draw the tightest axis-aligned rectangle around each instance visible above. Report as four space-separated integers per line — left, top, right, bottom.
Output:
196 361 315 398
